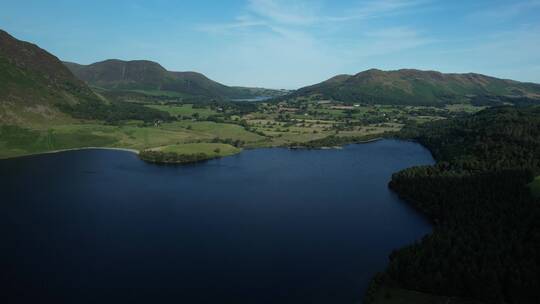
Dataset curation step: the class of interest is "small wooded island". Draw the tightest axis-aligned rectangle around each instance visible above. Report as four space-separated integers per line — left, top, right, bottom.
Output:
139 143 241 164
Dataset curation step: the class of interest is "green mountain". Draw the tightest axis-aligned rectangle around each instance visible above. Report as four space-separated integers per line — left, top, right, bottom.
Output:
64 60 285 101
289 69 540 105
0 30 101 124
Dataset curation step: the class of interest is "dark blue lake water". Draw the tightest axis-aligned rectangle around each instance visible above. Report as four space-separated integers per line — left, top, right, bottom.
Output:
0 140 433 303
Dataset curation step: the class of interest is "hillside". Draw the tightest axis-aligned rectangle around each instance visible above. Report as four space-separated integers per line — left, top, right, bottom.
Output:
289 69 540 106
367 106 540 304
64 60 285 102
0 30 101 125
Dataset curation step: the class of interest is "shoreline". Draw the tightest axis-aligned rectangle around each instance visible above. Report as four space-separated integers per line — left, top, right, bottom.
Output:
0 137 386 161
288 137 384 150
0 147 140 160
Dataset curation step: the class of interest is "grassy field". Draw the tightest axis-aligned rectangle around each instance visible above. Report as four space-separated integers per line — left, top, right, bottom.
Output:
0 125 118 158
2 99 443 159
445 103 486 113
0 120 264 159
0 101 79 128
155 143 241 157
146 104 219 118
529 176 540 198
164 121 265 142
1 99 461 159
131 89 186 98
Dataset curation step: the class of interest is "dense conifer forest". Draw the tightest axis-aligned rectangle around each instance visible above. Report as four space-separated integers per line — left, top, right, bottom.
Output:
367 106 540 304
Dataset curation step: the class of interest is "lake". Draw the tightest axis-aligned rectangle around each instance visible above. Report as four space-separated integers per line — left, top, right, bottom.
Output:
0 140 433 303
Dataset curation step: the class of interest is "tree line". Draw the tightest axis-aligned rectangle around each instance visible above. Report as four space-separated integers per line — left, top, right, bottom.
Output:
290 134 383 149
139 150 214 164
58 99 172 124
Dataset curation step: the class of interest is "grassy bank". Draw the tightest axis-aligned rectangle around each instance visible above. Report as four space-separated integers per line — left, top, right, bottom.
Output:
153 143 241 157
0 121 262 159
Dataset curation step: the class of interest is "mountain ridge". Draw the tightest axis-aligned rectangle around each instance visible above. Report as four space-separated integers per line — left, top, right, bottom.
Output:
0 29 99 104
64 59 286 101
288 68 540 105
0 29 102 124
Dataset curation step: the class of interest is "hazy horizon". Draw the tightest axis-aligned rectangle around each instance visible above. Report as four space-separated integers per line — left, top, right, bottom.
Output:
2 0 540 89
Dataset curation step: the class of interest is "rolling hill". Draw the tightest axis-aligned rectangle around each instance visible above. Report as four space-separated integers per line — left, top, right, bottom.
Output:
0 29 102 124
288 69 540 106
64 60 286 102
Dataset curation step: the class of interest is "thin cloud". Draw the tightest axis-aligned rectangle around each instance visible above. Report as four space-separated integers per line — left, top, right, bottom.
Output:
247 0 321 25
326 0 431 22
247 0 430 25
199 0 430 34
197 15 267 34
346 27 435 58
196 0 437 88
469 0 540 21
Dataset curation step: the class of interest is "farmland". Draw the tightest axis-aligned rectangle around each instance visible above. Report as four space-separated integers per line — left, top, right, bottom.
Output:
0 97 485 160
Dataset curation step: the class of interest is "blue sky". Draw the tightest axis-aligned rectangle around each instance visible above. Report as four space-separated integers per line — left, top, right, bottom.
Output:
1 0 539 89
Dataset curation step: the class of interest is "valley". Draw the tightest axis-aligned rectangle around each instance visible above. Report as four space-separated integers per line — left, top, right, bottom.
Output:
1 26 540 304
1 29 535 163
0 98 486 160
